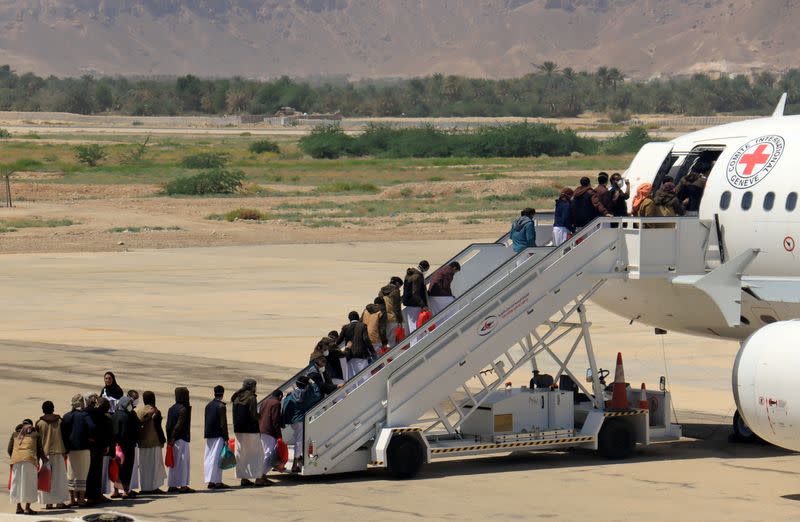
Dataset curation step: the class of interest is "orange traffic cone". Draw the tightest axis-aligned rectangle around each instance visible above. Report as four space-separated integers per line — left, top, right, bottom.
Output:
609 352 629 410
638 383 649 410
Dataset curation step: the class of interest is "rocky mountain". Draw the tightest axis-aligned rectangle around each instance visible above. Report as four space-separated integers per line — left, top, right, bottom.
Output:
0 0 796 79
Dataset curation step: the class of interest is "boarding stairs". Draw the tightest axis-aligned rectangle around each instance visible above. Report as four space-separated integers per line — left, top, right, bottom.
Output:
276 216 752 476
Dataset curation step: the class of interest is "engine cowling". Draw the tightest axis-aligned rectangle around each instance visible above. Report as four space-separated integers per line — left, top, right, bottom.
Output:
733 321 800 451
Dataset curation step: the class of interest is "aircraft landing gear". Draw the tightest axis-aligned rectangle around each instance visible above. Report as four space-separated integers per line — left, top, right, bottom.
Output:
730 410 761 443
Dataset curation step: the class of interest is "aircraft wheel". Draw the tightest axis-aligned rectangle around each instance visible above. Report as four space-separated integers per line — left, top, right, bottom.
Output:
598 419 636 459
387 434 425 479
730 410 761 443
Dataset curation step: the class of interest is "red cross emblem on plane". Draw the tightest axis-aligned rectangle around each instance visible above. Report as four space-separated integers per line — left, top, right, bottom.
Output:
738 143 772 177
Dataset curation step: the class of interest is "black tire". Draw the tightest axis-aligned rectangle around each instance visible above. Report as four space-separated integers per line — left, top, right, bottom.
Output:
730 410 761 443
598 419 636 459
386 434 425 479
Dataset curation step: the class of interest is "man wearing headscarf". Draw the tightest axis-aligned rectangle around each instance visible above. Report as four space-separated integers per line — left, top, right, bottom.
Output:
62 394 94 507
7 419 45 515
232 378 267 487
111 397 139 499
136 391 167 494
653 182 686 217
553 187 575 246
204 385 230 490
85 397 113 505
36 401 69 509
632 183 653 216
166 387 194 493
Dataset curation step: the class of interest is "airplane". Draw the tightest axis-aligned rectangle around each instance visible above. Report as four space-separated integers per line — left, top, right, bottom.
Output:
589 93 800 450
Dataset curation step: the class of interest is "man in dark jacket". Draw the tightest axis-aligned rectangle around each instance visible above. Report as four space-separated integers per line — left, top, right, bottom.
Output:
62 395 95 507
338 311 375 380
428 261 461 315
166 387 193 493
572 177 600 228
85 397 113 505
111 397 139 499
592 172 614 218
203 385 230 490
653 182 686 217
231 379 267 487
380 276 404 346
258 390 284 479
604 172 631 217
553 187 575 245
402 260 429 332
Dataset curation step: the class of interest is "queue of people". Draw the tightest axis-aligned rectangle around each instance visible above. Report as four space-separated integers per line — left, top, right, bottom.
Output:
8 259 465 515
541 169 707 246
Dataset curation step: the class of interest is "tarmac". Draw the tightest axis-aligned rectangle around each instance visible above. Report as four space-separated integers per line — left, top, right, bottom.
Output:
1 240 799 521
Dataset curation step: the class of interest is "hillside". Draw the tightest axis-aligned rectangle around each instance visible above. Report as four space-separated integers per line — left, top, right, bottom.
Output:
0 0 796 78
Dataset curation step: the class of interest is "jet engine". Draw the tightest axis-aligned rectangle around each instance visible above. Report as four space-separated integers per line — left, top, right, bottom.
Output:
733 321 800 450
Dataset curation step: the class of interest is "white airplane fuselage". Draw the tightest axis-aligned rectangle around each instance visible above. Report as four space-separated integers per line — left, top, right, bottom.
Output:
591 115 800 340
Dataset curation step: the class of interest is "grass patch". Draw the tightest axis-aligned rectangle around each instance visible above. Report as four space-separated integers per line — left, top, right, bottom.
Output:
0 217 74 232
107 226 182 233
314 181 380 194
303 219 342 228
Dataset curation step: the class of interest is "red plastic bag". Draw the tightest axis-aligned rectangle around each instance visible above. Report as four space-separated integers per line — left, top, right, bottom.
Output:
228 438 235 453
165 443 175 468
7 465 11 490
108 458 120 483
394 325 406 343
37 462 52 493
275 438 289 471
115 444 125 466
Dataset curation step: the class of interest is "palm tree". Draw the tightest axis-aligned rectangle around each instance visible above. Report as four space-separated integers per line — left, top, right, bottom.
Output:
608 68 625 91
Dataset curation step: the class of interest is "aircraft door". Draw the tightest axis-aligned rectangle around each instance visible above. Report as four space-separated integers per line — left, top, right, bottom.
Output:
624 142 675 214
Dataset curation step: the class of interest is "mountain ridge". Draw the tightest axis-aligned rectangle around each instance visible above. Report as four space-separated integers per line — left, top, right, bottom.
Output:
0 0 795 79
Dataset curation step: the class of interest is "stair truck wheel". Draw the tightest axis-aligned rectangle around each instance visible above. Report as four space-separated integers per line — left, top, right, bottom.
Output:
597 418 636 459
386 434 425 479
730 410 762 443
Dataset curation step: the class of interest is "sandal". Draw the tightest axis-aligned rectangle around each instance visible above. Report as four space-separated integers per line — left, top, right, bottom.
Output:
16 507 24 515
24 508 38 515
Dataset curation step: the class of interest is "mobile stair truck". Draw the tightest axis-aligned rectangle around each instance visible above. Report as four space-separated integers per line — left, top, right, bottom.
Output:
274 209 750 478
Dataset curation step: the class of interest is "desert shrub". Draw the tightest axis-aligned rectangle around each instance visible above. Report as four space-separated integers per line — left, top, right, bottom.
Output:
224 208 270 221
74 144 106 167
298 124 355 159
4 158 44 173
601 126 651 155
0 128 11 138
249 139 280 154
164 169 245 195
180 151 230 169
608 109 632 123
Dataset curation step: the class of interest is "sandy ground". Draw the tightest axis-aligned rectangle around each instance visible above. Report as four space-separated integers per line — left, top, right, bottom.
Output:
1 240 800 521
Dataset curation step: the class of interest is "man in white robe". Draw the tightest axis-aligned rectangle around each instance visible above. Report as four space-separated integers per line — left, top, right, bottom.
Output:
203 385 230 489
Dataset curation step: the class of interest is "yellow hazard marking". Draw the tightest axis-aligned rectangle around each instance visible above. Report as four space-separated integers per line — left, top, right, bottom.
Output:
603 409 647 417
369 461 385 466
391 427 423 433
429 436 595 454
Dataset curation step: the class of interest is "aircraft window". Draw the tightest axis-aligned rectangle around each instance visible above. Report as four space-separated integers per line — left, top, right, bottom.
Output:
763 192 775 211
741 191 753 210
787 192 798 211
719 191 731 210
